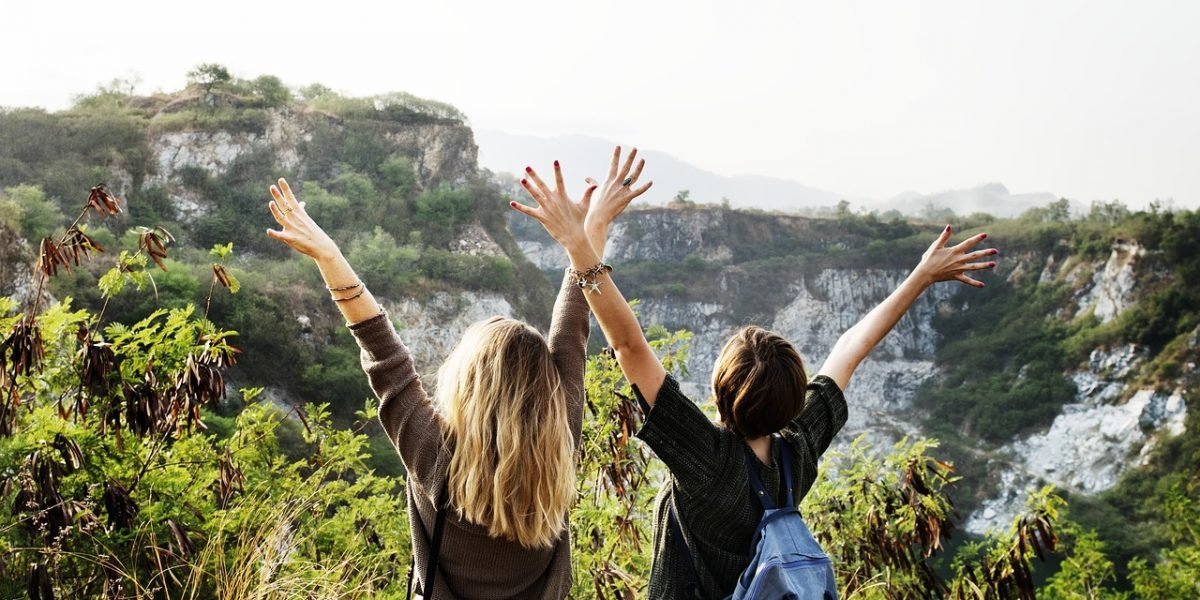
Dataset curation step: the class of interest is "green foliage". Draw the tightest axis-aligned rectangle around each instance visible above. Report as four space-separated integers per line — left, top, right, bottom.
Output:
0 195 408 597
413 186 477 245
803 436 959 596
0 184 66 241
246 75 292 108
346 227 420 292
570 325 691 597
1042 525 1125 600
915 278 1077 443
948 486 1067 599
186 63 233 93
0 107 149 201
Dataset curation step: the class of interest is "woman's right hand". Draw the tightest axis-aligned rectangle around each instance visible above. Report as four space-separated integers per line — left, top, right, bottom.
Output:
913 226 998 288
510 162 595 253
266 178 340 262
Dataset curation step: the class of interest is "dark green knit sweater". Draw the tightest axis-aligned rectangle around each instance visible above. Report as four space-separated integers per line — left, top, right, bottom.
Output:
633 373 848 599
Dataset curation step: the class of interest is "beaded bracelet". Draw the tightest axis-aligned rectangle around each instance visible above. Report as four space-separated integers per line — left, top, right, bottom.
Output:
569 262 613 294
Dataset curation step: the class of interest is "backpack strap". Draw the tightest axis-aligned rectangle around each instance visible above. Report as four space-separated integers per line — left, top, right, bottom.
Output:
745 434 796 510
778 435 796 507
407 483 450 600
667 503 705 599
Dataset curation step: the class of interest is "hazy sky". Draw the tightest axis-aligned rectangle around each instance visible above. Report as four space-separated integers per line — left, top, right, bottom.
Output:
3 0 1197 207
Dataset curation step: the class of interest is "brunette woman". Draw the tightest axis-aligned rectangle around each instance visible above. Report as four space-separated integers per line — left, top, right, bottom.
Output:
510 155 996 598
264 166 648 598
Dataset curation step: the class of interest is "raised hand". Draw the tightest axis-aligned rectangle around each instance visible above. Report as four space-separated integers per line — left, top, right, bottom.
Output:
583 146 653 237
913 226 999 288
266 178 340 261
510 161 596 250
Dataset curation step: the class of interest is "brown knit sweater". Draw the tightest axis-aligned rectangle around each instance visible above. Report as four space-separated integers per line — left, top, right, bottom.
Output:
348 272 589 599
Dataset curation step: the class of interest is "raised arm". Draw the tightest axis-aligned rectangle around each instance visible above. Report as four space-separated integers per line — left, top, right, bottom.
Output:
265 178 443 489
266 178 381 325
509 149 669 403
817 226 997 390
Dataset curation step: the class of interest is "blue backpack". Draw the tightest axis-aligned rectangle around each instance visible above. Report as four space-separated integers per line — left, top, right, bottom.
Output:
669 435 838 599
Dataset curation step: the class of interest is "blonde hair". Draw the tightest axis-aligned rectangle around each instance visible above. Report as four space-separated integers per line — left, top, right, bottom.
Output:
434 316 576 549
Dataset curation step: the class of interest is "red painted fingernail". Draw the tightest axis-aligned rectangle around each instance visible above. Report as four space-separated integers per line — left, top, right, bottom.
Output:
554 160 559 167
990 249 998 255
989 261 997 267
981 233 987 239
521 178 527 185
509 201 517 207
946 225 952 233
525 166 532 173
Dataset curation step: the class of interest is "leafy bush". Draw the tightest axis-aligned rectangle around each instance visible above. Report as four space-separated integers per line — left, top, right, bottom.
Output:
0 184 65 241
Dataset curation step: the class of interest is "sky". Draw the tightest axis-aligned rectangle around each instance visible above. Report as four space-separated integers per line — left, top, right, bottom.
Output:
2 0 1197 208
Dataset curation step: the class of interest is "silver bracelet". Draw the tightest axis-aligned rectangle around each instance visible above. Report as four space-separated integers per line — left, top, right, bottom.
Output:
569 262 613 294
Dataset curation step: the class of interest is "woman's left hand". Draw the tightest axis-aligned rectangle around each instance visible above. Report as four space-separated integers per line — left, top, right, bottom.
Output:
583 146 653 235
510 161 595 251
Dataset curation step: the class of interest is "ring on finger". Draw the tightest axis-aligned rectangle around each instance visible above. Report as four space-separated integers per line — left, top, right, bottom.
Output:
621 177 633 187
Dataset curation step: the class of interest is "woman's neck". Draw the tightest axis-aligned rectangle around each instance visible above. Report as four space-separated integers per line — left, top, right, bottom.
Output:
745 435 772 465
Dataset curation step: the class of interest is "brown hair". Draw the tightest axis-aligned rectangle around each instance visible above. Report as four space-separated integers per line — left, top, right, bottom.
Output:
711 326 808 438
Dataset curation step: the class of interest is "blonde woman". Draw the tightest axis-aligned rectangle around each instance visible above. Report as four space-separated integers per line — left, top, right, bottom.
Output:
264 163 649 598
511 158 996 598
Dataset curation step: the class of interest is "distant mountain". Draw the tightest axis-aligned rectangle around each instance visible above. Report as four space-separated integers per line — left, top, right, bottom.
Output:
475 130 849 211
477 130 1062 218
882 183 1060 219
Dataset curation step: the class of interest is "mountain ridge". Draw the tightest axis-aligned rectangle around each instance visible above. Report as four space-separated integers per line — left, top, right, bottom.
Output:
478 129 1060 217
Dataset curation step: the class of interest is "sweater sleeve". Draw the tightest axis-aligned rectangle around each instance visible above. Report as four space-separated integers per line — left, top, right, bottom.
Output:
349 312 444 492
634 374 724 496
547 270 590 448
782 375 848 459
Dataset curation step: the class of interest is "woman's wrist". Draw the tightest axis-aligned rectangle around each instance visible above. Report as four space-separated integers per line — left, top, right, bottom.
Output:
585 222 608 258
312 245 345 266
909 265 937 289
564 242 602 271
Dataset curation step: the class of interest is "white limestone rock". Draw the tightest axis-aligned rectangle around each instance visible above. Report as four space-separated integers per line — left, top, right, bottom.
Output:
966 384 1187 534
604 214 734 263
516 240 566 271
450 223 504 256
381 291 514 377
1076 240 1143 323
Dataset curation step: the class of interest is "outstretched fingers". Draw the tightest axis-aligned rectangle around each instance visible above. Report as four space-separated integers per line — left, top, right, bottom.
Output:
628 158 645 184
509 199 542 221
952 232 988 253
519 177 544 204
276 178 301 212
525 166 553 198
960 260 997 272
964 248 999 261
930 224 953 250
956 273 985 288
617 148 638 182
607 146 621 181
268 200 292 227
580 183 598 211
629 180 653 200
553 160 566 195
